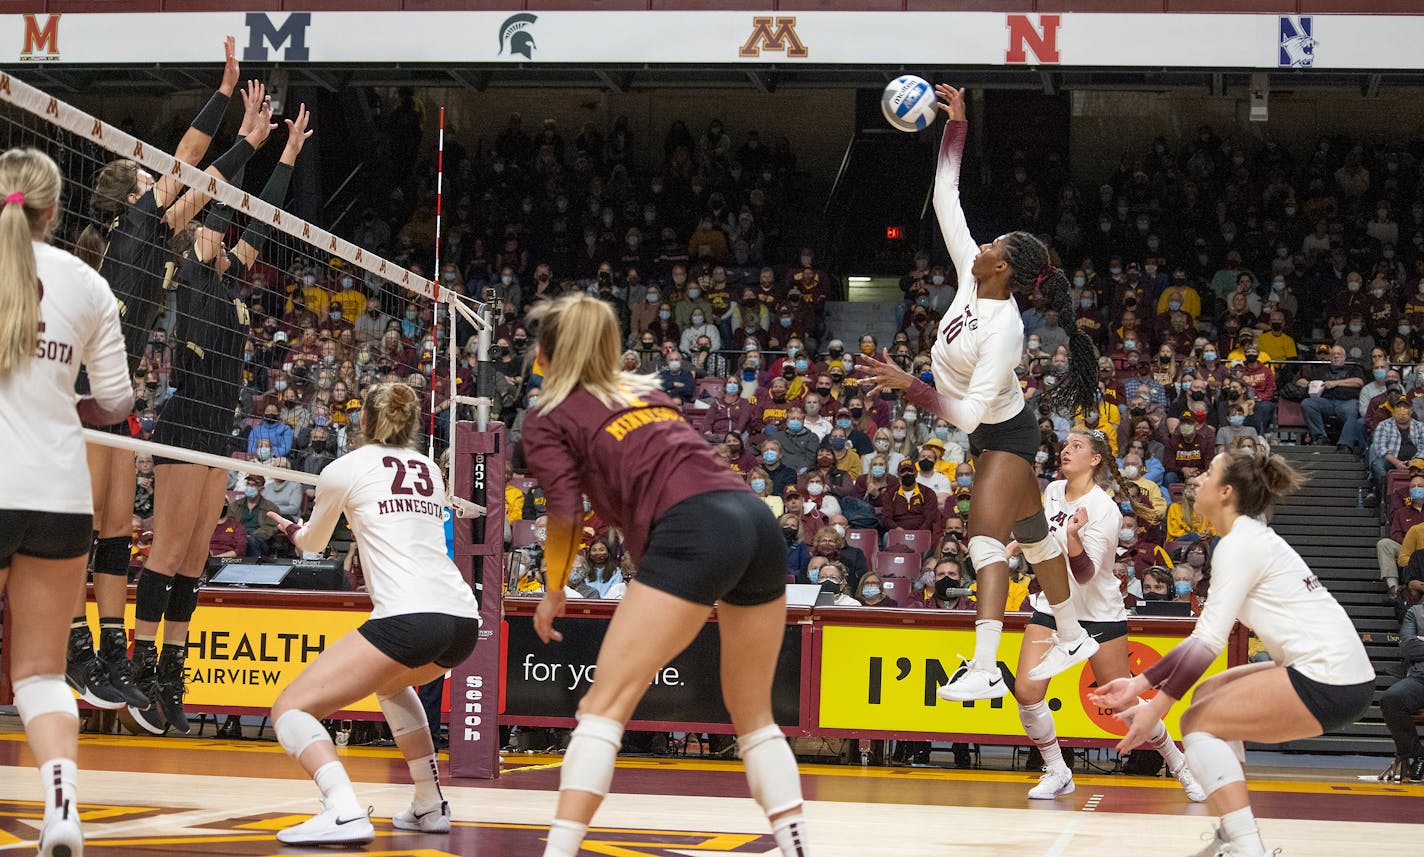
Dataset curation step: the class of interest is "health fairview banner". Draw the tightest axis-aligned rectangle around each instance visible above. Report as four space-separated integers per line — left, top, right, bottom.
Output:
87 603 379 713
1 10 1418 70
817 625 1227 740
501 614 802 727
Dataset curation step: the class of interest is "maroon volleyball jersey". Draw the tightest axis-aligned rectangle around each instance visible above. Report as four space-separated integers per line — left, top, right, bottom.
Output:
521 387 751 562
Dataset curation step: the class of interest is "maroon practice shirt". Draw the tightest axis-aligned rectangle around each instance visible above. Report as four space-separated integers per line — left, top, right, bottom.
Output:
521 387 751 562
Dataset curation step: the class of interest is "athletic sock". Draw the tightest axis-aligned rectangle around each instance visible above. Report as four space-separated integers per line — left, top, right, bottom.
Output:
38 758 77 823
972 620 1003 671
313 760 361 817
1150 722 1188 774
98 618 128 660
543 818 588 857
407 752 443 809
1047 600 1085 642
1018 701 1065 771
68 618 91 649
1219 806 1267 856
771 812 811 856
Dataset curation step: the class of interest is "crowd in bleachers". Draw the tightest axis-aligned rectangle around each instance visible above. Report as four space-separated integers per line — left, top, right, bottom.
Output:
110 101 1424 620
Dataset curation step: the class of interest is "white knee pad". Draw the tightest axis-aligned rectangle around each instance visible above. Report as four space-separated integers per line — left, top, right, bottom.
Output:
378 687 427 738
13 675 77 726
1017 700 1057 745
1016 516 1064 564
275 709 332 760
739 724 803 817
560 713 623 797
967 535 1007 571
1183 732 1245 799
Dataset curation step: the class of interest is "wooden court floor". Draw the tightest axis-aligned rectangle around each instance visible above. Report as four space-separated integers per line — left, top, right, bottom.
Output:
0 728 1419 856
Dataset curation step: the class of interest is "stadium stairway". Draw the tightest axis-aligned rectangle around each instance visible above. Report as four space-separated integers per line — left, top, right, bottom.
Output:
824 300 903 352
1261 444 1396 755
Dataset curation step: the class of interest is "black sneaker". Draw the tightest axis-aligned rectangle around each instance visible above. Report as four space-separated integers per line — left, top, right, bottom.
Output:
156 649 190 736
126 646 167 735
1409 756 1424 783
100 651 151 710
65 636 125 711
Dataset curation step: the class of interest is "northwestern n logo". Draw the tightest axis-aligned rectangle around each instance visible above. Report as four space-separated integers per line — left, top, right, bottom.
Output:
739 17 808 59
244 13 312 62
1279 16 1315 68
21 14 60 62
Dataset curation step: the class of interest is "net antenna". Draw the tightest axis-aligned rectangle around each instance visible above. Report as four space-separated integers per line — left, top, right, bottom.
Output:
0 69 439 488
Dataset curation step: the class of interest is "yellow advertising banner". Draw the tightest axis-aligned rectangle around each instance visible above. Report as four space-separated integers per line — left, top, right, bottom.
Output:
89 604 379 713
817 625 1228 739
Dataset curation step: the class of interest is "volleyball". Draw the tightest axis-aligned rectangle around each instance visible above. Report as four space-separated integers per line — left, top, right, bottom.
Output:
881 75 937 132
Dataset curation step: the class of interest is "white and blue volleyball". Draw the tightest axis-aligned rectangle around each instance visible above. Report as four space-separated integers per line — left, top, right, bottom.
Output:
881 75 937 133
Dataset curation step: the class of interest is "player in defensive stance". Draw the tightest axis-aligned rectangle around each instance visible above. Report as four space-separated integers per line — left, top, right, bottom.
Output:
265 382 479 847
1091 446 1374 857
127 96 305 736
857 83 1101 701
0 148 134 856
523 294 810 857
1012 429 1203 802
68 37 247 715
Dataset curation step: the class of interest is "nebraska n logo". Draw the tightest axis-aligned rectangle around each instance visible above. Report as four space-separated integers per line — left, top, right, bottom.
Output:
21 14 60 62
739 17 808 59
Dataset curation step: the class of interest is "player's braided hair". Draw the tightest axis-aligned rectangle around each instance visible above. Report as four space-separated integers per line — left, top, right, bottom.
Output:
1001 231 1100 417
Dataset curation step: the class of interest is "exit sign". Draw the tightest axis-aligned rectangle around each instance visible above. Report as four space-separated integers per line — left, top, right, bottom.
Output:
885 225 903 240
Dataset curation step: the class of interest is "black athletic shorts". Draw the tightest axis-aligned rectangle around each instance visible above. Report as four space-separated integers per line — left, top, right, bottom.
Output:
358 612 480 669
151 393 233 463
1030 611 1129 643
638 490 786 607
0 509 94 570
968 403 1041 466
1286 666 1374 733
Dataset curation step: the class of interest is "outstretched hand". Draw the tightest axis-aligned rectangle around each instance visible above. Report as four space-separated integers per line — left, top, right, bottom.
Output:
238 80 267 139
935 84 966 122
534 588 566 644
282 103 314 161
243 96 277 149
853 348 916 400
220 36 240 96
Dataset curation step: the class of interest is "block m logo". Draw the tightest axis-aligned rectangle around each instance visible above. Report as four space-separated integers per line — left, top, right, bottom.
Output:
244 13 311 62
21 14 60 61
1005 14 1060 65
739 17 808 59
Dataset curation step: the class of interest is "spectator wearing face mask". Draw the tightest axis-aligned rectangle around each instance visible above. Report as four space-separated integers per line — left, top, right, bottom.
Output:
915 448 955 501
228 475 280 557
688 336 727 381
856 572 898 608
813 560 861 607
1072 404 1119 455
1256 309 1297 360
758 439 798 496
1359 361 1396 419
1115 513 1173 572
1170 565 1202 614
678 306 721 355
1139 566 1174 603
701 377 753 440
1163 410 1214 485
659 350 696 402
807 526 867 588
1377 474 1424 600
1117 452 1166 519
1336 315 1375 363
854 454 893 508
746 467 783 517
1165 484 1216 542
881 460 941 536
1214 403 1259 453
751 375 795 438
248 402 293 458
780 511 812 577
770 405 817 473
1236 347 1276 434
801 472 842 520
1370 399 1424 494
932 559 974 610
801 393 833 439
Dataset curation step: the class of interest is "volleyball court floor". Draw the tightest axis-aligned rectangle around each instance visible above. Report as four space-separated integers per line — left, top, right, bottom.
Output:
0 723 1418 856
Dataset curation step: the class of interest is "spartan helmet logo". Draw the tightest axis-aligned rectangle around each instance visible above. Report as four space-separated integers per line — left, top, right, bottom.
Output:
499 13 537 60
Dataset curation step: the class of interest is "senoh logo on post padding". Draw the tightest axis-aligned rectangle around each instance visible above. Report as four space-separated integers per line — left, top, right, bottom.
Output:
739 16 808 59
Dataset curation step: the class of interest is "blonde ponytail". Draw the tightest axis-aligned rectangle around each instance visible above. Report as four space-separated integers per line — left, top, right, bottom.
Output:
0 148 61 374
529 292 659 414
363 381 421 449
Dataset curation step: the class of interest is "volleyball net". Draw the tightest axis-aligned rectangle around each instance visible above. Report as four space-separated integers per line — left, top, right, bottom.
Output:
0 70 493 501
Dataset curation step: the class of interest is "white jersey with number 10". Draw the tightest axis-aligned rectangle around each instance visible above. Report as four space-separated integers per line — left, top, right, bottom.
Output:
288 444 480 622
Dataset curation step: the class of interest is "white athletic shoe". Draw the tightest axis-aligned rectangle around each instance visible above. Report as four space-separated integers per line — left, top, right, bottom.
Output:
1025 631 1099 681
1171 763 1208 802
276 804 374 846
38 807 82 857
936 662 1009 702
393 799 450 833
1187 828 1276 857
1027 765 1075 800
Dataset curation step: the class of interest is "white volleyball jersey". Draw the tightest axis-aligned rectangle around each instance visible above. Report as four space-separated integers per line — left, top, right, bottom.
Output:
291 444 480 621
0 242 129 515
929 120 1025 433
1191 515 1372 686
1030 481 1126 622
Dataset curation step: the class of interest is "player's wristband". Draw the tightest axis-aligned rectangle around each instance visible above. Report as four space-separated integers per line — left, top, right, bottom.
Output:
190 91 231 137
209 138 256 182
283 522 301 541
